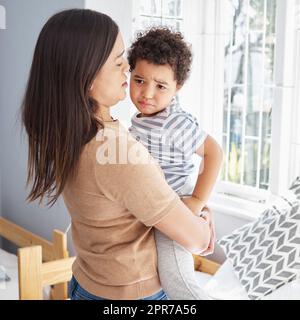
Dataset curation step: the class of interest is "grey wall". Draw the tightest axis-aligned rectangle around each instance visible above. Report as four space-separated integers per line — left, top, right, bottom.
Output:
0 0 85 252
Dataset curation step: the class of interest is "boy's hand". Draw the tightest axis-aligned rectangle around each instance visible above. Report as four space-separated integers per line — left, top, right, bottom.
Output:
181 196 206 216
181 198 216 255
199 206 215 256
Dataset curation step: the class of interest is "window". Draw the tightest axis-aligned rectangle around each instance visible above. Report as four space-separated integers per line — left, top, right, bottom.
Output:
222 0 276 191
182 0 296 204
133 0 183 32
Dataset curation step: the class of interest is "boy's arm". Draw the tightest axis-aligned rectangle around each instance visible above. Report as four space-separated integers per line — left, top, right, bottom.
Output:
182 135 223 214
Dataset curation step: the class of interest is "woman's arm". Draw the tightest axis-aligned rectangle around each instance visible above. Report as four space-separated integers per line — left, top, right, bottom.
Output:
154 200 211 254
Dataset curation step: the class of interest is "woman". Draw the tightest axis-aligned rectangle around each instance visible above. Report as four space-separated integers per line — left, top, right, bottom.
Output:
22 9 213 300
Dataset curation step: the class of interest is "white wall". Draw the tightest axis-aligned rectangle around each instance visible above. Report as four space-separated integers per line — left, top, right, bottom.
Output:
85 0 136 127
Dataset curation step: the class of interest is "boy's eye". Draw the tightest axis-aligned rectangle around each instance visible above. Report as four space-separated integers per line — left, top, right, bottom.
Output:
157 84 166 90
134 79 144 84
116 62 122 67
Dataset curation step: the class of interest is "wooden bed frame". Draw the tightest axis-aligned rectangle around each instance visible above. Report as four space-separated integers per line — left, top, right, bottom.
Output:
0 216 220 300
0 217 74 300
193 254 220 275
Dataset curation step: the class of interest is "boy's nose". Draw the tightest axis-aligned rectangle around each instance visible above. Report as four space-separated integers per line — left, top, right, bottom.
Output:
142 86 154 99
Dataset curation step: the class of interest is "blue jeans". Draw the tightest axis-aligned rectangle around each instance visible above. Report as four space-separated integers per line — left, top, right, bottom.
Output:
69 275 168 300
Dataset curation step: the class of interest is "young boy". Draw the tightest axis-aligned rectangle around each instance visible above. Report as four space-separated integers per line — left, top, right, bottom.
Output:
127 28 223 299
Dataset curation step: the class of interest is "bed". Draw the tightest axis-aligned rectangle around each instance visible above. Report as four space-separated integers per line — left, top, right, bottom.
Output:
0 217 74 300
0 247 19 299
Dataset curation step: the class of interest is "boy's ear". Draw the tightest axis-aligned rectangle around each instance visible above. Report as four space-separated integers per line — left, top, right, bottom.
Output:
176 84 183 92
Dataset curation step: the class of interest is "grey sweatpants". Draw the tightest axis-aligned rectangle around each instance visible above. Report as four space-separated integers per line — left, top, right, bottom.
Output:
154 178 211 300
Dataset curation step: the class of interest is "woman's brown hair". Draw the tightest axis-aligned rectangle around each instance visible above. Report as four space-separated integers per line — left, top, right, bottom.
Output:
22 9 118 206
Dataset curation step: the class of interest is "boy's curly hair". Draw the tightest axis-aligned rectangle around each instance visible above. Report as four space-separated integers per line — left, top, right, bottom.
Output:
127 27 192 86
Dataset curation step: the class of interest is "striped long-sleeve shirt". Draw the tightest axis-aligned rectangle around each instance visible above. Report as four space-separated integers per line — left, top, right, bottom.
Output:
129 99 207 193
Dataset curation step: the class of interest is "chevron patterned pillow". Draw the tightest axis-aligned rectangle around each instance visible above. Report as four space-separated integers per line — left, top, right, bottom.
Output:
289 176 300 200
218 197 300 300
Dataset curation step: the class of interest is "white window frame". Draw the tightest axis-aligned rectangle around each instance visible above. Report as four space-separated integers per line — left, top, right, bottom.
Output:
268 0 295 194
289 0 300 183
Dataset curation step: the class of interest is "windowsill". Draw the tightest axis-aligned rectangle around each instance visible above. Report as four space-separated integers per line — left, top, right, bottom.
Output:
207 192 268 222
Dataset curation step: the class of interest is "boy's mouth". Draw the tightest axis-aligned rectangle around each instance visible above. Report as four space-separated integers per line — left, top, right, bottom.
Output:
139 101 154 108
